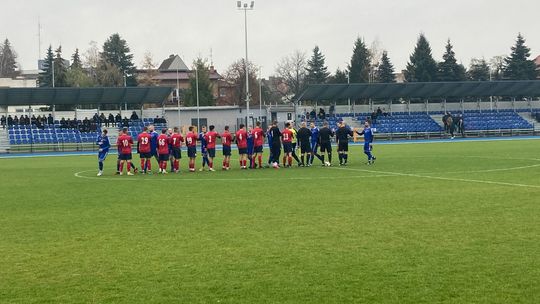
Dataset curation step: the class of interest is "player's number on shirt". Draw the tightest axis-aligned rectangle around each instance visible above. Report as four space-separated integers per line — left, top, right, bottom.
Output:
208 136 212 143
140 137 148 145
173 138 177 145
159 138 166 146
239 134 242 140
283 134 289 141
187 138 192 145
122 139 129 147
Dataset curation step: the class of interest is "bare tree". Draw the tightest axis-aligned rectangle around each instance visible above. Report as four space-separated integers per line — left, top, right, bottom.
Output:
489 55 505 80
224 59 260 105
274 50 307 101
138 51 159 86
82 41 99 70
368 38 383 82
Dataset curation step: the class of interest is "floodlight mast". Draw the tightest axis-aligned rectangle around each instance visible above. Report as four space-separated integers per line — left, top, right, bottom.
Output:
237 1 254 127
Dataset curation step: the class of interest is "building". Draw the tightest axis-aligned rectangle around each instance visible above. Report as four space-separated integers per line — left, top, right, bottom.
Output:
136 54 236 106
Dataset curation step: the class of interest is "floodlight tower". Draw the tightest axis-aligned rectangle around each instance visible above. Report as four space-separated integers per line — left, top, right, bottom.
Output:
237 1 254 127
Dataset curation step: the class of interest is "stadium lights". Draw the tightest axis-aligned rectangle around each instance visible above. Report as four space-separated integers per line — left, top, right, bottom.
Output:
237 1 255 127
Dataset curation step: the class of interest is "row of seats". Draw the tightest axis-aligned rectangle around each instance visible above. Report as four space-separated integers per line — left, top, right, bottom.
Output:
7 119 166 145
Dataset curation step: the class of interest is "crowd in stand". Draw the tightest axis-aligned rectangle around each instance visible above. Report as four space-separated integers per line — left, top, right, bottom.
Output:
1 111 167 133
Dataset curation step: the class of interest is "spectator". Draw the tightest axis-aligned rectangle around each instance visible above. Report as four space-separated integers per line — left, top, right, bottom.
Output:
99 113 106 126
108 113 115 127
47 114 54 125
371 111 377 125
310 109 316 120
329 105 335 117
130 111 139 120
60 117 67 128
447 114 454 139
376 107 383 117
318 108 325 120
442 112 450 133
13 115 19 125
122 117 129 127
1 115 5 129
31 115 36 125
115 113 122 126
382 108 388 116
7 115 13 127
456 114 465 137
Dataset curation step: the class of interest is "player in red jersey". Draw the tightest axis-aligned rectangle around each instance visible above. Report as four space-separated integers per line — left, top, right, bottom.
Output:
221 125 233 170
203 125 220 172
185 126 198 172
235 124 248 169
157 129 170 174
251 121 265 169
137 126 152 174
281 122 294 168
116 127 134 175
170 127 184 173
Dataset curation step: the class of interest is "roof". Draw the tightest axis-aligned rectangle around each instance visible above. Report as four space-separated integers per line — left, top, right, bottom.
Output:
150 71 222 81
0 87 173 106
296 81 540 101
158 55 189 71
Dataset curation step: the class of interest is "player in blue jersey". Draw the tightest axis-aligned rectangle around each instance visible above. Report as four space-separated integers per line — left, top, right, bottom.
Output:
199 126 209 171
148 125 159 167
356 121 376 165
266 126 273 167
247 126 254 169
309 122 323 166
96 129 110 176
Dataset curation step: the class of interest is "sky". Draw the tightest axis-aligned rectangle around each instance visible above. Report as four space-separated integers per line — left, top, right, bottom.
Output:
2 0 539 77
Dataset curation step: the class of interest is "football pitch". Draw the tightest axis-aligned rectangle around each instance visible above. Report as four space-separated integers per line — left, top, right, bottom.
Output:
1 139 539 303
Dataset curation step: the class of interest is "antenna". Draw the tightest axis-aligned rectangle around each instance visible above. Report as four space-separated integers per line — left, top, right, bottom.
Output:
210 47 213 66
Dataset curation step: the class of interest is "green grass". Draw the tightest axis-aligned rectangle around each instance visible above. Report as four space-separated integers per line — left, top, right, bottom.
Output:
1 140 539 303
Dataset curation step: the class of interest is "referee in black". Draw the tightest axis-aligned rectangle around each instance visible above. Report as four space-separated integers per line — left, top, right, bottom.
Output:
318 121 334 166
269 121 282 167
335 121 353 166
296 122 311 167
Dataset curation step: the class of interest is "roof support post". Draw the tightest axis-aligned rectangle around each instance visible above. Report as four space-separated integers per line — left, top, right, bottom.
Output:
443 99 447 113
407 99 410 115
477 98 481 113
512 97 515 112
425 99 429 114
460 99 464 113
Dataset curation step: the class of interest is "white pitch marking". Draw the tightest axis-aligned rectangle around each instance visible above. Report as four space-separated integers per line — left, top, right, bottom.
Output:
73 170 396 182
331 166 540 189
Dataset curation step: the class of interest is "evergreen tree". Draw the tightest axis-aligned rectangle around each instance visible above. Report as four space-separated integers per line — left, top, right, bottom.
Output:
468 58 490 81
376 51 396 83
184 58 214 107
437 40 467 81
101 33 137 86
328 68 348 84
503 33 538 80
38 46 54 87
0 38 18 77
405 34 438 82
71 48 82 70
348 37 371 83
53 46 68 87
305 45 329 84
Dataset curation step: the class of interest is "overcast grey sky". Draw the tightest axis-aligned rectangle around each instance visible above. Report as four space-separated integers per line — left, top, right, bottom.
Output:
2 0 539 77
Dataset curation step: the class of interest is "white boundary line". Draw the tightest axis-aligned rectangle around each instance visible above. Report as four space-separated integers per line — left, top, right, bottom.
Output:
330 166 540 189
74 170 396 182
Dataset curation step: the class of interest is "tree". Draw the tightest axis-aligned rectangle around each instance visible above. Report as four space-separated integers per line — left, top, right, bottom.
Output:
405 34 438 82
503 33 538 80
138 51 159 87
66 68 95 87
348 37 371 83
328 68 348 84
71 48 82 70
53 46 68 87
437 40 467 81
101 33 137 86
274 50 307 100
305 45 329 84
468 58 490 81
38 46 54 87
96 61 123 86
376 51 396 83
0 38 18 77
489 55 505 80
225 59 260 105
184 58 215 107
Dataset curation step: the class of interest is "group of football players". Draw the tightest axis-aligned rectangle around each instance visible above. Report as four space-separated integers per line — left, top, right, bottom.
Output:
95 120 375 176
